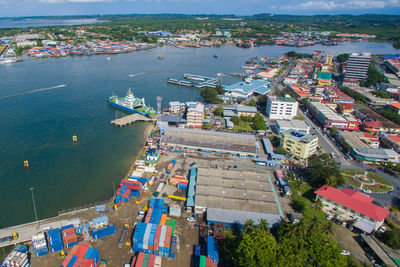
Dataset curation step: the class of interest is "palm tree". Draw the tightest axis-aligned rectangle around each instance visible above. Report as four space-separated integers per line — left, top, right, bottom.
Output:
313 198 323 211
244 219 255 233
258 219 269 231
322 221 335 236
295 218 308 238
308 215 320 233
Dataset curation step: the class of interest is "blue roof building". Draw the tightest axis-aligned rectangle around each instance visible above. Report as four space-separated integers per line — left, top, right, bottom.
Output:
224 79 270 98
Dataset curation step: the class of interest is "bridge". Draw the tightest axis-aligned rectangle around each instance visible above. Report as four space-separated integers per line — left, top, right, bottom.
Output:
111 113 156 127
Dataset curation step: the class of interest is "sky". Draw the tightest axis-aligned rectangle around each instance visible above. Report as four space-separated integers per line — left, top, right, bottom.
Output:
1 0 400 18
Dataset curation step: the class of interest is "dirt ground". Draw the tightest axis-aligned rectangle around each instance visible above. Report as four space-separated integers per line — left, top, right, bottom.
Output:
333 224 370 264
29 150 292 267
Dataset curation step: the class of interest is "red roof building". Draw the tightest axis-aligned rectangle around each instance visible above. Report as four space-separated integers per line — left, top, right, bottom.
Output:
380 134 400 153
315 185 389 230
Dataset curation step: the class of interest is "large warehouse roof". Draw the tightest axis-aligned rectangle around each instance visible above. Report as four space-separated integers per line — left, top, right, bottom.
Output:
160 127 258 155
194 168 281 215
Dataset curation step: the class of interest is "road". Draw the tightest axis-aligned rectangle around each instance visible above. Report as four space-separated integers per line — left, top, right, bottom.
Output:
0 217 75 248
299 106 400 207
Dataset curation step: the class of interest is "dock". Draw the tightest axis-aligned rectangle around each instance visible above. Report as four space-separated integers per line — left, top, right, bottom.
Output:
111 113 156 127
167 73 221 88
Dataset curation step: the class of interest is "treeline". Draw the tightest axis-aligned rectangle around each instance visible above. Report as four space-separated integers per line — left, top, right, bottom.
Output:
219 216 355 267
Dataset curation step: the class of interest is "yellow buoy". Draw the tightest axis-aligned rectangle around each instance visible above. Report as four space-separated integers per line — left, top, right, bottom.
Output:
24 160 29 168
72 135 78 142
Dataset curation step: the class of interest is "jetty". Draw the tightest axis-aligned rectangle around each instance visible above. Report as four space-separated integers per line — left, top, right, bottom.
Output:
111 113 156 127
167 73 220 88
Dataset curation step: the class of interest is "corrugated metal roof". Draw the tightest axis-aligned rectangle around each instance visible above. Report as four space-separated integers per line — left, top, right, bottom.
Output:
207 207 281 227
186 168 197 207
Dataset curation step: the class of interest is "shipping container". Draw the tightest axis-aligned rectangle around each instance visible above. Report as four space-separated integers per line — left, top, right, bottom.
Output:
91 224 117 240
48 228 64 253
142 253 150 267
2 245 29 267
135 253 144 267
160 214 167 225
154 256 162 267
84 247 100 266
200 256 206 267
148 254 156 267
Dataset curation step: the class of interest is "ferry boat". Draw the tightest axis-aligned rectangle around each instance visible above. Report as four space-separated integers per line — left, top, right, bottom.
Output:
0 57 19 64
107 89 156 117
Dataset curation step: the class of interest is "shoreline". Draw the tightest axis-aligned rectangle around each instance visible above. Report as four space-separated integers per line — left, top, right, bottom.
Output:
124 122 156 179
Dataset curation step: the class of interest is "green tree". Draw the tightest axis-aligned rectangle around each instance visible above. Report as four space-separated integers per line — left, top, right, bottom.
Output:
251 113 266 131
336 53 349 63
307 153 344 188
330 127 339 137
256 94 267 108
365 65 386 87
275 147 289 155
235 222 277 267
247 99 256 106
200 87 221 104
215 84 225 95
230 115 240 125
214 106 223 117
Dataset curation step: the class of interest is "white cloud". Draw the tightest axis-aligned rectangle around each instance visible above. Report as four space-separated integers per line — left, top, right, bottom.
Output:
282 0 399 10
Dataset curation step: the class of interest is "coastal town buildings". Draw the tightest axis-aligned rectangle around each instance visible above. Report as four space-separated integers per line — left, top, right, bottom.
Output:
224 79 270 98
306 102 360 130
236 105 258 117
281 131 318 160
317 72 333 86
385 58 400 77
168 101 186 114
185 102 204 129
315 185 390 232
266 95 298 120
273 119 310 135
344 53 371 82
380 135 400 153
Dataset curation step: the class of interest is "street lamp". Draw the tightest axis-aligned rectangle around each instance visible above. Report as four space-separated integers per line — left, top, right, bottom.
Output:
30 187 39 228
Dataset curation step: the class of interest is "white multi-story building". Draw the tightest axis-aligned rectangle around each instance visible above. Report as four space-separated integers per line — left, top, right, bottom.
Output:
344 52 371 81
266 95 298 120
169 101 186 114
186 102 204 128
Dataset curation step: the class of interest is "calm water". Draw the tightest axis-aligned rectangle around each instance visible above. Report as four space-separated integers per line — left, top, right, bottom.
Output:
0 18 107 29
0 41 399 227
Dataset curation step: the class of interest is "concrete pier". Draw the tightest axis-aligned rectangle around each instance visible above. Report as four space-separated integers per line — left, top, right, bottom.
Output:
111 114 156 127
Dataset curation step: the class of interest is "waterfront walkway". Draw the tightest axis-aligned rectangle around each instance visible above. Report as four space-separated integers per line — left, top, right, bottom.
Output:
0 218 76 248
110 114 156 127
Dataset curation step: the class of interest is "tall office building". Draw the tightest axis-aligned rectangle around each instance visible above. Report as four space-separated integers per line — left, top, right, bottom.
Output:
344 52 371 81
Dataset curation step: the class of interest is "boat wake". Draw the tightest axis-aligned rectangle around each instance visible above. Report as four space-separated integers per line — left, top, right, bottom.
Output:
0 84 67 100
128 72 148 78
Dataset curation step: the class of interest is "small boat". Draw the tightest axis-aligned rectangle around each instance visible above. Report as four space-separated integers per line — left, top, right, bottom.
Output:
158 56 164 60
213 55 218 58
106 57 111 61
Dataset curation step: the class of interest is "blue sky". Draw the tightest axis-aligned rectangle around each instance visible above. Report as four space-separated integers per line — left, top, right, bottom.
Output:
1 0 400 18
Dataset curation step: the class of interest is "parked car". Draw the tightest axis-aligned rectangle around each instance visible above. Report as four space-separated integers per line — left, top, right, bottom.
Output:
326 215 333 220
187 217 196 222
137 211 145 220
340 250 350 256
378 226 386 233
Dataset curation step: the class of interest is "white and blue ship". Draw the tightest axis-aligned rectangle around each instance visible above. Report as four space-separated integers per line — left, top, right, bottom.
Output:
107 89 156 117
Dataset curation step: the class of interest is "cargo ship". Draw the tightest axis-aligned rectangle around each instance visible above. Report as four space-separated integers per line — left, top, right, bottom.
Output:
107 89 156 117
